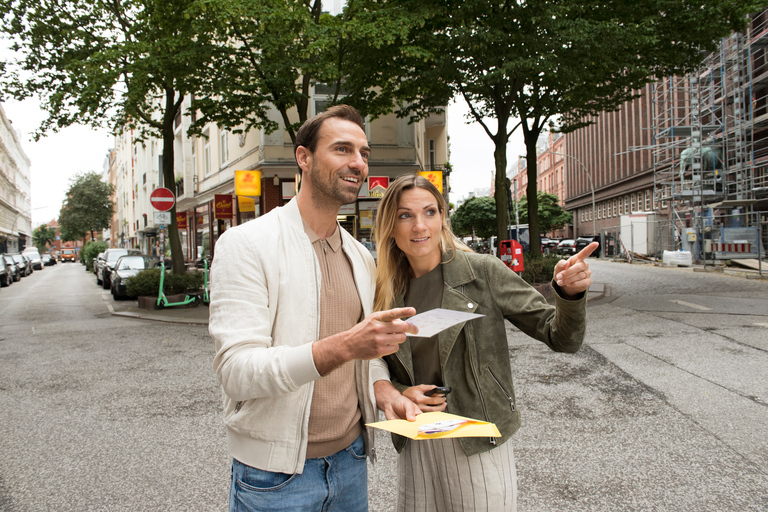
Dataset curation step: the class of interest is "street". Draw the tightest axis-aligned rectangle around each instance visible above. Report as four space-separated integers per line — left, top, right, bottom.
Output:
1 260 767 511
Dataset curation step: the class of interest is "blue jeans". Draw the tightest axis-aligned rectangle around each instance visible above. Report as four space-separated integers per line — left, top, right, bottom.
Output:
229 433 368 512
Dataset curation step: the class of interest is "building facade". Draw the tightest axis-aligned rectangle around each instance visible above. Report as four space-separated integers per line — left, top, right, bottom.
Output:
0 104 32 254
111 97 449 265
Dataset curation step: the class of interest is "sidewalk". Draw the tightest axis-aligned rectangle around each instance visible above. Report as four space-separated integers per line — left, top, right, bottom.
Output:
107 299 210 325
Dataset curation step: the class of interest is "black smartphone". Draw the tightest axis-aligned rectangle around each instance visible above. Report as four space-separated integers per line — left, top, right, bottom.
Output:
424 386 452 397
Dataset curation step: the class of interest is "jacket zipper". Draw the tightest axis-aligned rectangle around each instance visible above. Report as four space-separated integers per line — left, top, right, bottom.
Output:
486 365 516 412
468 353 493 445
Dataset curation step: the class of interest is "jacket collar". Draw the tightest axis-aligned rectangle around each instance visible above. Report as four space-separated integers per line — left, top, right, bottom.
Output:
441 248 477 288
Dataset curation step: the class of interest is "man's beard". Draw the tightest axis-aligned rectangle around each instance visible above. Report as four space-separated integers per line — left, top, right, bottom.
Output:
308 162 363 209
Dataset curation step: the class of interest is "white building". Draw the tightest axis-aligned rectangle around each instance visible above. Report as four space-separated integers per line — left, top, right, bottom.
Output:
0 104 32 253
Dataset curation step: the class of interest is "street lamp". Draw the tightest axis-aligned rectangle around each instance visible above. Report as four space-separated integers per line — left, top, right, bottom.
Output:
539 150 596 237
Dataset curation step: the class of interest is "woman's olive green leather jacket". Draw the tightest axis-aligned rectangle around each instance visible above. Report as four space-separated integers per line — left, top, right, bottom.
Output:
384 249 587 456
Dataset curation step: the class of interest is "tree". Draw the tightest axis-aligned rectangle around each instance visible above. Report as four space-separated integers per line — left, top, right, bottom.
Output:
0 0 218 273
58 172 114 245
188 0 441 142
450 196 496 240
363 0 760 255
31 224 56 252
517 193 572 236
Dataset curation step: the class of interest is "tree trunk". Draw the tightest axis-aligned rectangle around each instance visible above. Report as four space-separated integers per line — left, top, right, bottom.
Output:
524 135 542 257
493 135 509 253
162 88 186 274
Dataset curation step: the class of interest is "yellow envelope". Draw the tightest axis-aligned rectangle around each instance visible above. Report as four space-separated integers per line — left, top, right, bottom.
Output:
366 411 500 440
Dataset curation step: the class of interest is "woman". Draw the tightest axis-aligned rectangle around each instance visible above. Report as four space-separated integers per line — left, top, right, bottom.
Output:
374 175 597 512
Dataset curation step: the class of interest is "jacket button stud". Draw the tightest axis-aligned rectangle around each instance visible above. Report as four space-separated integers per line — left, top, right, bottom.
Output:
467 303 473 308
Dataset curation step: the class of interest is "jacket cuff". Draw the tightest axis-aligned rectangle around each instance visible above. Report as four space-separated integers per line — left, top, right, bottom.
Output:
370 358 391 383
551 279 586 301
286 342 322 387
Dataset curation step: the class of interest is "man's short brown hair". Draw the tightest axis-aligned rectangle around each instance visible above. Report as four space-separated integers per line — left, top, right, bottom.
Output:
294 104 365 157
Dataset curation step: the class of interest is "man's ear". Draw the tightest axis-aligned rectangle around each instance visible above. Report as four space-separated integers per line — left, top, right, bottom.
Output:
296 146 312 173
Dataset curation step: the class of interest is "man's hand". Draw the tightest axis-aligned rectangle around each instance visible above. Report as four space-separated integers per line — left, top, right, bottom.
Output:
554 242 598 299
403 384 448 413
374 380 421 421
313 307 418 375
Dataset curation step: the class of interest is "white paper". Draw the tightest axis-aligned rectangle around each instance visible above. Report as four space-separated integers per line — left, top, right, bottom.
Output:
406 308 484 338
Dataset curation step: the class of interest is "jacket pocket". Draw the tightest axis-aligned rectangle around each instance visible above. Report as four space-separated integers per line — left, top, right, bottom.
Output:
486 365 516 412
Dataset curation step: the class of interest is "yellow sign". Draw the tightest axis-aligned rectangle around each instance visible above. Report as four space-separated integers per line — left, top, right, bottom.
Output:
235 170 262 197
238 196 256 213
419 171 443 193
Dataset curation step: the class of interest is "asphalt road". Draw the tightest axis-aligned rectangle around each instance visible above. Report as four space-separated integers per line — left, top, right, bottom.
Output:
1 259 767 511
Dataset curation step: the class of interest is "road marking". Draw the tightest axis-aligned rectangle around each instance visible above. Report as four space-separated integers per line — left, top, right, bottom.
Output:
669 300 712 311
755 323 768 328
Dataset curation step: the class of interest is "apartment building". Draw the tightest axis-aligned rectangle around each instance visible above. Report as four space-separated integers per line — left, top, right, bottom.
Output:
509 131 569 239
0 104 32 254
562 9 768 262
112 96 449 264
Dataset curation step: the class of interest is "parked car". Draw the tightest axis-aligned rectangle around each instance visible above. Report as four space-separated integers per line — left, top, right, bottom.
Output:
2 254 20 282
93 252 106 278
0 255 13 286
100 248 142 289
111 255 160 299
575 235 601 257
21 254 35 274
556 239 577 255
9 254 32 277
61 248 76 262
23 250 44 270
42 254 55 266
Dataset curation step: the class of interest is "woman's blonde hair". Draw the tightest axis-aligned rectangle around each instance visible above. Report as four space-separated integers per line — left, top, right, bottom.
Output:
373 174 472 312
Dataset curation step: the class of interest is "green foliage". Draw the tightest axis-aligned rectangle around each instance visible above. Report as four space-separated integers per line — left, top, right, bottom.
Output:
126 268 204 298
520 253 560 286
450 196 496 239
0 0 216 274
57 172 114 243
360 0 760 254
31 224 56 252
82 241 109 271
187 0 440 143
517 192 573 235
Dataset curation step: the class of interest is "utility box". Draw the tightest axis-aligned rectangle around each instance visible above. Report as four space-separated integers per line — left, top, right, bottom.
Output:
500 239 524 273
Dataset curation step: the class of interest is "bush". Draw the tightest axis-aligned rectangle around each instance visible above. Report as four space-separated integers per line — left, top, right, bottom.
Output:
520 253 561 285
126 268 203 298
82 241 109 271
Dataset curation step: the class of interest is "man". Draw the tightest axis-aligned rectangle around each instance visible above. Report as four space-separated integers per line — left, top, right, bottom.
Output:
209 105 419 511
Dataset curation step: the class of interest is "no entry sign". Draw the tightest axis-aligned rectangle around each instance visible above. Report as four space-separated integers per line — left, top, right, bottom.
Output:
150 187 175 212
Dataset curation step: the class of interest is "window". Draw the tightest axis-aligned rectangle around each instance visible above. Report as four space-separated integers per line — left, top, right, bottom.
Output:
428 139 436 170
613 199 617 217
645 190 651 210
602 202 607 218
624 196 629 214
220 129 229 166
597 203 601 220
203 130 211 175
191 140 196 174
631 193 636 213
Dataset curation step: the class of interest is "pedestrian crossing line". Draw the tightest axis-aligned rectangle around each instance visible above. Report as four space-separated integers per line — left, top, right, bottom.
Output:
669 300 712 311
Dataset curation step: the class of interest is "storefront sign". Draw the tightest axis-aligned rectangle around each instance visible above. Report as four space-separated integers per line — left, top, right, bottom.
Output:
177 211 188 229
339 203 356 215
419 171 443 194
238 196 256 213
235 170 262 197
282 182 296 200
214 194 234 219
368 176 389 198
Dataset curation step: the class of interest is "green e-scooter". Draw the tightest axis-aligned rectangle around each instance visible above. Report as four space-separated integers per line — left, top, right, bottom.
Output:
155 261 201 309
201 259 210 305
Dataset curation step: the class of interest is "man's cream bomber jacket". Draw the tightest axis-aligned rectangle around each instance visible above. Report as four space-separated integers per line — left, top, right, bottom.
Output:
209 198 390 474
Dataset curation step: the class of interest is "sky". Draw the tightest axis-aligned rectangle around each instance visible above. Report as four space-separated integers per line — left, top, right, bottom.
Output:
3 96 526 228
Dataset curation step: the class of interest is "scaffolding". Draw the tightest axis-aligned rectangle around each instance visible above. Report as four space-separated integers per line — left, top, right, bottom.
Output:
647 11 768 262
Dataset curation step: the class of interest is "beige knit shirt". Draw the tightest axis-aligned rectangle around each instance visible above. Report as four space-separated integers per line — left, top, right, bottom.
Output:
303 221 363 458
